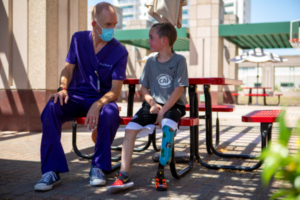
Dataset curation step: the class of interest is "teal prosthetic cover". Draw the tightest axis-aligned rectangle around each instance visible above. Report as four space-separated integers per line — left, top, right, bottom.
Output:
159 126 175 166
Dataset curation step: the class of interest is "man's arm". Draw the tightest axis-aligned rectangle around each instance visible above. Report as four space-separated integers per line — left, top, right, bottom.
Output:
85 80 123 130
48 62 75 105
59 62 76 88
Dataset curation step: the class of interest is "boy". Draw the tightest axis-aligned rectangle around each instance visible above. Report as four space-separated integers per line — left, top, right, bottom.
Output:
109 23 189 193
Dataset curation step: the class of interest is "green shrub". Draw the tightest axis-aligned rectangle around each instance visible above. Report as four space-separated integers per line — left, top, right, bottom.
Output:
260 112 300 199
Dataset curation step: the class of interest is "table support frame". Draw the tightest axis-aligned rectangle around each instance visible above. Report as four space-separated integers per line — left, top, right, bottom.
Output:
191 84 272 171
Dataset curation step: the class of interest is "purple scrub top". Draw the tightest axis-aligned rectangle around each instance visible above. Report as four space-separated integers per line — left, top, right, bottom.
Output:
65 31 128 99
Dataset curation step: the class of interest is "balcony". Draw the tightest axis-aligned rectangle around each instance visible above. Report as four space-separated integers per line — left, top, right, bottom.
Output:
117 0 137 5
122 8 136 14
123 16 136 22
182 14 189 19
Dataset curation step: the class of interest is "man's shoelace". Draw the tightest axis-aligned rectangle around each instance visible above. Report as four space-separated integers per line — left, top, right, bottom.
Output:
91 168 104 179
40 171 57 183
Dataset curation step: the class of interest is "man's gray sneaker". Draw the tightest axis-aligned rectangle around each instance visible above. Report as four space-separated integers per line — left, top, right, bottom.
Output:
89 165 106 186
34 171 61 191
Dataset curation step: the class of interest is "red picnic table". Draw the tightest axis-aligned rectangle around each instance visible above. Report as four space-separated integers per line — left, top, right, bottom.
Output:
124 78 256 172
241 87 281 106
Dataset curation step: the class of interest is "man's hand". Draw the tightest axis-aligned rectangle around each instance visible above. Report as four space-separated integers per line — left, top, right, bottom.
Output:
48 90 69 105
85 101 103 130
150 103 162 114
155 109 166 128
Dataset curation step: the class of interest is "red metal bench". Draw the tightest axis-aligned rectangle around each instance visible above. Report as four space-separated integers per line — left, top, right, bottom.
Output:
245 94 268 96
73 116 199 174
207 110 282 171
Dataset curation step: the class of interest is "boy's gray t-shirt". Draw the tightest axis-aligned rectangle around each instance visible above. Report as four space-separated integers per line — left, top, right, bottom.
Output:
139 53 189 106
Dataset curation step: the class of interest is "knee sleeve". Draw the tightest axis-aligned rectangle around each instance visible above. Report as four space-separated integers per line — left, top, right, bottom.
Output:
159 125 175 166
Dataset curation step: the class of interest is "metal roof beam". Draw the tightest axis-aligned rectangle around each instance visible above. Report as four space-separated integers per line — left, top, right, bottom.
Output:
219 22 290 36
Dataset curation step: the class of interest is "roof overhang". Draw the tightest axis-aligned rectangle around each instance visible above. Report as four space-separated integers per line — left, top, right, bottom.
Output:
115 27 190 51
219 22 292 49
115 22 292 51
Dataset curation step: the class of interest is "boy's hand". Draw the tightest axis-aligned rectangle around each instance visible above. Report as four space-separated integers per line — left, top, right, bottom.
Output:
155 109 166 128
150 103 162 114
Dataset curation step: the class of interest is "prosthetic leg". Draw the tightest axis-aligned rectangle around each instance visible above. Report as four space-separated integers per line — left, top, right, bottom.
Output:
155 126 175 191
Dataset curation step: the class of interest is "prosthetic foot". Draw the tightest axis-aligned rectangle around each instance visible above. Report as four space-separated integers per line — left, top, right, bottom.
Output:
155 170 167 191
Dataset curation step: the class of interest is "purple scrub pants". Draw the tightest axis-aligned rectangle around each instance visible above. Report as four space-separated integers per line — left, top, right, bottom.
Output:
40 95 120 174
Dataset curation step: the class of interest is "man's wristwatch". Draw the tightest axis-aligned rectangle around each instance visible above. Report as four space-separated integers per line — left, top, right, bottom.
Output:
57 87 67 92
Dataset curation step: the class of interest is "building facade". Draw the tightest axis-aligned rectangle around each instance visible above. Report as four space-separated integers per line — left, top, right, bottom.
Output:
113 0 191 29
113 0 152 29
223 0 251 24
238 55 300 96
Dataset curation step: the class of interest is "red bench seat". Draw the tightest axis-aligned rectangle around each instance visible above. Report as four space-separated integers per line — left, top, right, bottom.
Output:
242 110 282 123
185 104 235 112
76 116 199 127
245 94 268 96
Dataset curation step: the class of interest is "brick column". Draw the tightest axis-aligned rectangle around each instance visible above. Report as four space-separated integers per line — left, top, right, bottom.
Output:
189 0 224 104
0 0 87 131
223 14 239 103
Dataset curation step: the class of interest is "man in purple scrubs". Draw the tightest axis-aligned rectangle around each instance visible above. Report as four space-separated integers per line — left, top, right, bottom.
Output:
34 2 128 191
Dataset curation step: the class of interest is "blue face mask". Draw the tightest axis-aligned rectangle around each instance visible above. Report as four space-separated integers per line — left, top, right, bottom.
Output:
96 21 115 42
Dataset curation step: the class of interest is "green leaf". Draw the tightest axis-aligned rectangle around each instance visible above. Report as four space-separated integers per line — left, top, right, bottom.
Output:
278 111 292 146
297 120 300 134
295 176 300 189
270 189 288 200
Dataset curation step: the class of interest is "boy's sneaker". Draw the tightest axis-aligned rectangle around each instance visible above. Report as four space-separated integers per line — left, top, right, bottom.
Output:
108 172 134 193
155 172 167 191
89 165 106 186
34 171 61 191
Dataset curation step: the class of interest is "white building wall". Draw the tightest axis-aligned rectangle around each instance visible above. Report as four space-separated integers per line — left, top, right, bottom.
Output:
113 0 152 29
223 0 251 24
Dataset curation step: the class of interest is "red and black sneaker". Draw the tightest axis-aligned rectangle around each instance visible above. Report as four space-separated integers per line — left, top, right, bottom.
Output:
155 172 167 191
108 172 134 193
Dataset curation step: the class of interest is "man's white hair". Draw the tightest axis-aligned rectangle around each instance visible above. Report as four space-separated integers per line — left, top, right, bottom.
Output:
91 2 116 21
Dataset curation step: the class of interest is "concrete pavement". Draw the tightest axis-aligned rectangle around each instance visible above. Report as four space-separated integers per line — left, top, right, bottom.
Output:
0 104 299 200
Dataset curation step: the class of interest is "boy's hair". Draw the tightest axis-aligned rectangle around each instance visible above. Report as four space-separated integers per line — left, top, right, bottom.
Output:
151 23 177 47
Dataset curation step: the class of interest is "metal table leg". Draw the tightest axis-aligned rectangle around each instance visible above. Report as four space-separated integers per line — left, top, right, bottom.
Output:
152 129 161 151
72 121 121 172
170 85 197 178
248 88 252 105
195 85 271 171
170 126 195 179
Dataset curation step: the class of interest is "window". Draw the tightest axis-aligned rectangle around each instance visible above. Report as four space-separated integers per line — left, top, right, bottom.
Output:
123 15 134 18
225 11 234 14
182 19 188 24
238 67 263 87
120 5 133 9
281 83 294 87
274 66 300 91
182 10 188 15
224 3 234 7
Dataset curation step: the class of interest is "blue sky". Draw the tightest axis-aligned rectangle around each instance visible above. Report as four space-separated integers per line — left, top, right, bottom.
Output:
88 0 300 55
